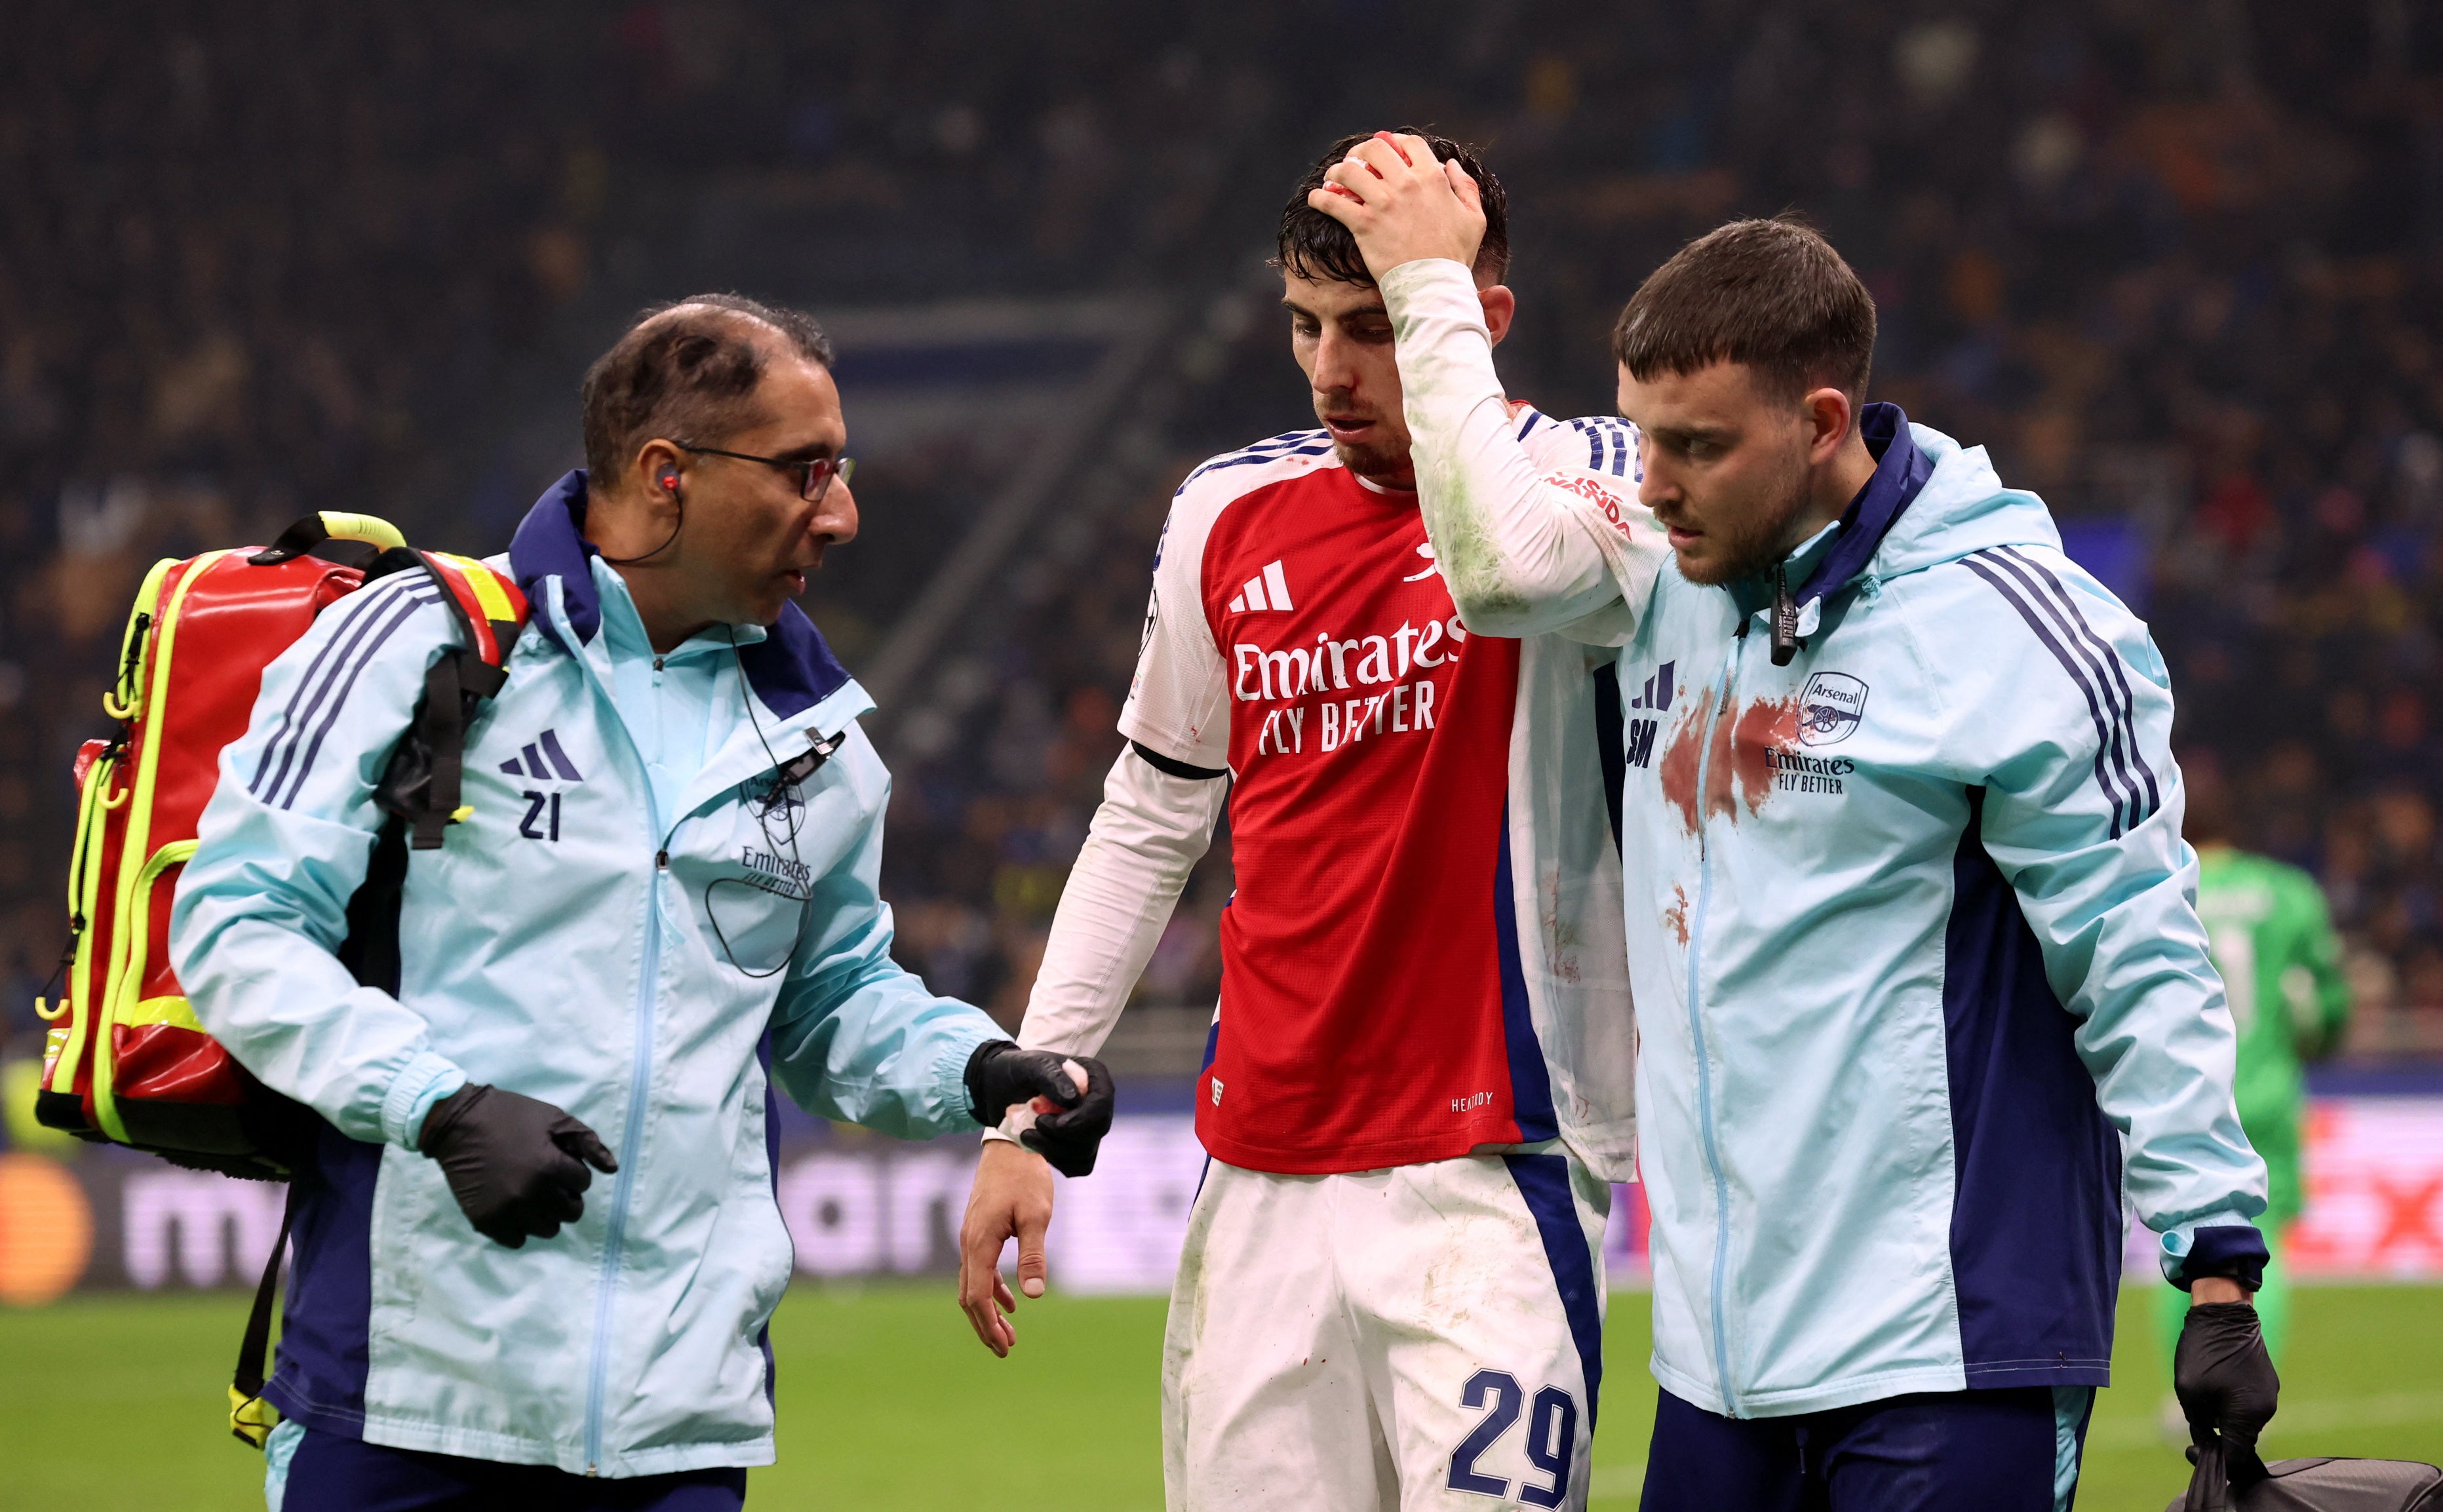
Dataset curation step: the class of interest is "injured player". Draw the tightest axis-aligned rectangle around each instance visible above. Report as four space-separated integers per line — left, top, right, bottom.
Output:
956 131 1670 1511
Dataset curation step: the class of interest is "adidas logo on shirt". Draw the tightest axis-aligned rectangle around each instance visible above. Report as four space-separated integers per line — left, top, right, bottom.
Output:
498 729 585 783
1227 560 1295 614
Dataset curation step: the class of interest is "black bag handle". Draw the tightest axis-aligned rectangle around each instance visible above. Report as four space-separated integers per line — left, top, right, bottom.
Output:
2183 1428 2274 1511
228 1184 298 1447
246 512 401 568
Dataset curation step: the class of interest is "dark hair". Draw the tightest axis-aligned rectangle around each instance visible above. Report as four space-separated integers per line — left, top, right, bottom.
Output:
1612 217 1875 403
1275 129 1510 287
580 293 835 483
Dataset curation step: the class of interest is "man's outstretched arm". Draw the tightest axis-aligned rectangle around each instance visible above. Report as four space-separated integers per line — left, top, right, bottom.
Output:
960 492 1234 1355
956 744 1225 1355
1310 131 1671 639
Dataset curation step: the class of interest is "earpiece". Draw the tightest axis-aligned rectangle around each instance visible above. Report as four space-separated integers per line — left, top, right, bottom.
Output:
604 465 687 565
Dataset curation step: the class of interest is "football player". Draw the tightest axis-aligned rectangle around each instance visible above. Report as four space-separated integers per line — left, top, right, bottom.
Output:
958 132 1668 1511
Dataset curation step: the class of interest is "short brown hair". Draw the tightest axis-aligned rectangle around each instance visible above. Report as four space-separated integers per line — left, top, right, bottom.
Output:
1612 217 1875 403
1275 129 1510 286
580 293 834 483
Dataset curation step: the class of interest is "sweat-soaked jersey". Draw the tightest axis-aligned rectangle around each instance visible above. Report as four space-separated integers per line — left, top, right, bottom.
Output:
1119 414 1653 1177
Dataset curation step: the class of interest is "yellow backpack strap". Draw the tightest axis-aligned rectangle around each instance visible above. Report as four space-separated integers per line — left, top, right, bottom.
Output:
418 553 530 671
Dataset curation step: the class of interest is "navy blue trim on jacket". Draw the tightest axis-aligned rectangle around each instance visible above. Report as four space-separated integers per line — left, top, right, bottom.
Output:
2176 1226 2271 1292
509 471 606 653
1794 402 1936 611
1493 812 1560 1144
264 1126 384 1439
1942 786 2123 1388
507 469 854 720
737 602 853 720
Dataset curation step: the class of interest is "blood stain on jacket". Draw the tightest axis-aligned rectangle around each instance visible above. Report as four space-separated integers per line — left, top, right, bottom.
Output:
1658 688 1714 832
1726 696 1800 815
1658 689 1801 830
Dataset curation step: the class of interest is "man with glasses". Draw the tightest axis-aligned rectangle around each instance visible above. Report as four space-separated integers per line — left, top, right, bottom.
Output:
173 293 1114 1510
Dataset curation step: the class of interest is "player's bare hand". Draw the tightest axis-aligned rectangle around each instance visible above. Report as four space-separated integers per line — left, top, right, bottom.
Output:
958 1137 1055 1357
1306 131 1485 281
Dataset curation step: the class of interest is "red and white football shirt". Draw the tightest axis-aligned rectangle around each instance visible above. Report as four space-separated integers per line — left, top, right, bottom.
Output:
1121 416 1646 1176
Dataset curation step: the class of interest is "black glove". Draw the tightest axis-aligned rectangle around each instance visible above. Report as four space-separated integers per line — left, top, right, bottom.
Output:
964 1040 1117 1178
418 1083 619 1249
2175 1301 2280 1486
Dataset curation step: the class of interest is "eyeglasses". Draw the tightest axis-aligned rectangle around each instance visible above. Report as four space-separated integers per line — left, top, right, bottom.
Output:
676 442 857 503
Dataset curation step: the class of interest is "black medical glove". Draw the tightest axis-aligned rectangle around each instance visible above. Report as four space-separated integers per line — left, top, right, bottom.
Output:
2176 1301 2280 1485
964 1040 1118 1178
418 1083 618 1249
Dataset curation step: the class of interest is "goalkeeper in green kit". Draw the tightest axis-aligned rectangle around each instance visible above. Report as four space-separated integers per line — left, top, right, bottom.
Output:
2159 754 2352 1424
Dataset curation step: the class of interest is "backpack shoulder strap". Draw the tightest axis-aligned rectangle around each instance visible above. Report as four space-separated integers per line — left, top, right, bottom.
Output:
406 553 527 849
227 1182 297 1447
356 549 532 850
414 552 530 678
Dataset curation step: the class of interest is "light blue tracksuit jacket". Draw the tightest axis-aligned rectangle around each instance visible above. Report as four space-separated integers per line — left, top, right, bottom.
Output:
171 471 1000 1477
1386 254 2265 1437
1614 408 2266 1420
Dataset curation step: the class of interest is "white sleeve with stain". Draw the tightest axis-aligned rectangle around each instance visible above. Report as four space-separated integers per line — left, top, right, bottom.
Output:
1380 257 1673 642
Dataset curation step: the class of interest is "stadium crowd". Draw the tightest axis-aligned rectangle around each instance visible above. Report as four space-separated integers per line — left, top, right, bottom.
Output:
7 0 2443 1055
0 0 1285 1051
875 1 2443 1046
0 3 621 1045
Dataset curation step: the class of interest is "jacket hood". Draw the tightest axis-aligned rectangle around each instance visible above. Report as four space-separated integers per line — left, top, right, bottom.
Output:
509 469 858 722
1854 414 2061 587
1765 405 2062 622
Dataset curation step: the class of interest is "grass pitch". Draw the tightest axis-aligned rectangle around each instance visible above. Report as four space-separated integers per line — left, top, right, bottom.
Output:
5 1285 2439 1510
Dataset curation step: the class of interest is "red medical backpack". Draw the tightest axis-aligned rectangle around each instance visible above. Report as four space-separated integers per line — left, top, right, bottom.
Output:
34 512 526 1180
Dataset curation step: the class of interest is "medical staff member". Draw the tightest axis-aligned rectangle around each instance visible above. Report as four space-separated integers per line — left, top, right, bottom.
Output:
174 293 1111 1510
1310 138 2279 1509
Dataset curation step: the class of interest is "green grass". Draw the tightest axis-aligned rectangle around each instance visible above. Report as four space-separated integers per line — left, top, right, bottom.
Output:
5 1285 2439 1510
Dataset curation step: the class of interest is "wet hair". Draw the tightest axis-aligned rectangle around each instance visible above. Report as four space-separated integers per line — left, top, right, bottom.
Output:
579 293 834 482
1612 217 1876 403
1274 128 1510 287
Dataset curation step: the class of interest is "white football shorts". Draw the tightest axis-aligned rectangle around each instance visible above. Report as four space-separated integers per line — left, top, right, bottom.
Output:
1162 1150 1610 1511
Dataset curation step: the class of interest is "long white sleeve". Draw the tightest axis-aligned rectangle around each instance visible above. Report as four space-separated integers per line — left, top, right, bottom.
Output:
1018 745 1226 1056
1380 258 1673 641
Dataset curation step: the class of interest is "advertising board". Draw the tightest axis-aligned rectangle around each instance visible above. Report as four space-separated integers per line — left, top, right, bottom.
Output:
6 1095 2442 1304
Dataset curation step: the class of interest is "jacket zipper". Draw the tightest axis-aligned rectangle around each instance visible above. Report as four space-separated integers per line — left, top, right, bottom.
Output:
564 607 812 1471
580 629 672 1475
584 809 667 1473
1685 622 1745 1416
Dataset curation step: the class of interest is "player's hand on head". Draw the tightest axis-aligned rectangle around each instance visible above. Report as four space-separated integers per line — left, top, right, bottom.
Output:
1305 130 1487 281
958 1137 1057 1357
